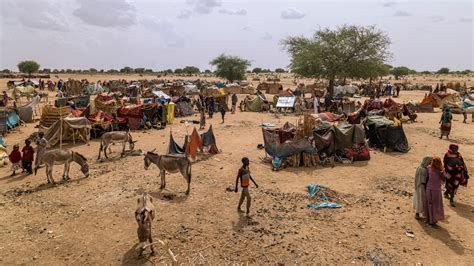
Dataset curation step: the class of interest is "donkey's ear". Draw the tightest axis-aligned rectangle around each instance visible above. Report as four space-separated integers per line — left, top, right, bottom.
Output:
132 140 138 143
151 148 156 153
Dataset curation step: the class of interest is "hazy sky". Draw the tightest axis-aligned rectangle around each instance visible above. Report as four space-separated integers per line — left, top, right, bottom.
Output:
0 0 472 71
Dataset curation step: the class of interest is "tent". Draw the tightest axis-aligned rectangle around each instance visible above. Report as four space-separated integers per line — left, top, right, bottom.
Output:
187 128 202 159
168 132 186 155
257 82 283 94
242 95 267 112
117 105 143 130
263 128 316 158
44 117 91 146
200 125 219 154
365 115 410 153
0 108 20 133
17 95 41 122
40 105 72 128
334 85 358 96
151 90 171 100
313 123 366 156
55 95 90 108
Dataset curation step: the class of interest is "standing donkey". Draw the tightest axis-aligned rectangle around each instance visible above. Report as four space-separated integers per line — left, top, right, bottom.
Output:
135 193 155 256
38 149 89 184
144 151 192 195
98 131 137 159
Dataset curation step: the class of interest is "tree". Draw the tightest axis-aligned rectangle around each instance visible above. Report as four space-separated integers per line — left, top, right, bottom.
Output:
144 69 153 73
275 68 287 73
89 68 98 73
164 69 173 74
252 67 262 73
210 54 251 83
120 66 134 73
2 69 10 73
42 68 51 73
107 69 119 73
437 67 450 74
421 70 431 75
390 66 411 80
134 68 145 74
460 69 471 75
182 66 200 74
17 60 40 76
283 25 391 95
174 68 183 74
204 69 211 73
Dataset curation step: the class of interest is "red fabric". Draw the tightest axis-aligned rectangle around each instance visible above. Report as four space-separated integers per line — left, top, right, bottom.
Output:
22 146 35 162
71 109 83 117
187 128 202 158
9 150 22 163
127 117 141 130
345 145 370 161
96 93 114 102
383 98 398 108
118 105 143 118
88 111 113 124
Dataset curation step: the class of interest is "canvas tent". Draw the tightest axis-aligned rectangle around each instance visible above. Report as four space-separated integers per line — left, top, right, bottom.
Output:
263 128 316 158
0 108 20 133
17 96 41 123
365 115 410 153
313 123 366 156
44 117 91 146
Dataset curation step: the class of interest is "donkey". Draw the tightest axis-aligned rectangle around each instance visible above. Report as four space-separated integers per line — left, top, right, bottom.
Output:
98 131 137 159
38 149 89 184
135 193 155 256
144 151 192 195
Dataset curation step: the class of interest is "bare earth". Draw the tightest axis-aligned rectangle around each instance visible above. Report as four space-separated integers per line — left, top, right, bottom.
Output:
0 74 473 264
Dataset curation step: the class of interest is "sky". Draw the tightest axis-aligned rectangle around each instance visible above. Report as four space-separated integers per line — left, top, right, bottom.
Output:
0 0 472 72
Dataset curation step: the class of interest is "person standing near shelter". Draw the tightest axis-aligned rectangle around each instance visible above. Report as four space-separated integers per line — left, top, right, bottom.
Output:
231 93 238 114
57 79 63 91
21 139 35 175
395 85 401 97
2 91 8 106
443 144 469 207
34 132 48 172
220 105 226 123
413 156 432 220
235 157 259 215
208 97 215 118
439 106 453 139
425 157 445 226
313 95 319 114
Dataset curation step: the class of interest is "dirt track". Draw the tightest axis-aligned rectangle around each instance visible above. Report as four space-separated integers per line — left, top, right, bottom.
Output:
0 76 473 264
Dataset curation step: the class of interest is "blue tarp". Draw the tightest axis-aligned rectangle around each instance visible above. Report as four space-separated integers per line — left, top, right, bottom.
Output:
7 111 19 129
306 184 342 209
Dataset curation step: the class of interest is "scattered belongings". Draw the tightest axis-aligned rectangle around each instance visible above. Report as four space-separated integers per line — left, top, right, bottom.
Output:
306 184 342 209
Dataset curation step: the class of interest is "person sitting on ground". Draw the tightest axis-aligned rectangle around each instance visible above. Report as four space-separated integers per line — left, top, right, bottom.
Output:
234 157 259 215
413 156 432 220
9 144 22 176
21 139 35 175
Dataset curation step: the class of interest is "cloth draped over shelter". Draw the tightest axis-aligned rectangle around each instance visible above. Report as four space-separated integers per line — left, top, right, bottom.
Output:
44 117 91 147
17 96 41 123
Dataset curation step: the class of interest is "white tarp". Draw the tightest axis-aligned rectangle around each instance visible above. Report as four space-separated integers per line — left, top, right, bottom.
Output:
334 85 358 95
276 97 295 108
184 84 198 93
152 90 171 99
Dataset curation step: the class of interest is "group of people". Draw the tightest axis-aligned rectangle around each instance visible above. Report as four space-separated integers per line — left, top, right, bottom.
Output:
413 144 469 225
8 132 47 176
197 93 238 128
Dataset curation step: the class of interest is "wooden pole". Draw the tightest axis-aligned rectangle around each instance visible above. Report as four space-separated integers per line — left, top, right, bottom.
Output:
59 103 63 149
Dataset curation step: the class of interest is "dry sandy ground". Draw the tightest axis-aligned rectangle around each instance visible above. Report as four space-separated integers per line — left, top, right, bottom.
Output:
0 75 473 264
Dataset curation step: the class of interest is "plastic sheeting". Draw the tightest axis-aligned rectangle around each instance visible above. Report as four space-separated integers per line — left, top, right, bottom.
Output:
263 128 316 158
168 133 185 155
243 96 263 112
17 96 40 122
306 184 342 209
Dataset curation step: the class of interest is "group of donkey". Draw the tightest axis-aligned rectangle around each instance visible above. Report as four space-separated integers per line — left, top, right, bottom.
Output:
36 130 194 258
36 131 193 195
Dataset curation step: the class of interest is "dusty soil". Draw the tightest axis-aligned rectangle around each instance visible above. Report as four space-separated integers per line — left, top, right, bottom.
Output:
0 74 473 264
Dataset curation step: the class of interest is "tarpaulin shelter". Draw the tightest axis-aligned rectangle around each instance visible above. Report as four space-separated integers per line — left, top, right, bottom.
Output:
187 128 202 159
168 132 187 155
263 128 316 158
200 125 219 154
313 123 366 156
365 115 410 153
243 95 265 112
0 108 20 133
17 95 40 123
94 93 120 115
117 104 143 130
55 95 90 108
151 90 171 100
44 117 91 146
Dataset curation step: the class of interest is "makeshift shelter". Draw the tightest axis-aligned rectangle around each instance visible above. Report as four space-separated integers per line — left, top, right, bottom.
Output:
334 85 358 96
168 132 186 155
55 95 90 108
225 84 242 94
40 105 72 127
200 125 219 154
258 82 283 94
63 79 84 96
94 94 121 115
0 108 20 133
365 115 410 153
117 105 143 130
415 95 435 112
44 117 91 146
17 96 41 123
173 97 193 117
263 128 316 158
242 94 268 112
313 123 366 157
187 128 202 159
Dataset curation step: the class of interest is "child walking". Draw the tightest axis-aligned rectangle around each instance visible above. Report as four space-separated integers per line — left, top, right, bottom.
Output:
234 157 258 215
9 144 22 176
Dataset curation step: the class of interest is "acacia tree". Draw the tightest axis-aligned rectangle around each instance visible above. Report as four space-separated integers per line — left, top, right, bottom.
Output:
390 66 411 80
17 60 40 76
283 25 391 95
210 54 250 83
